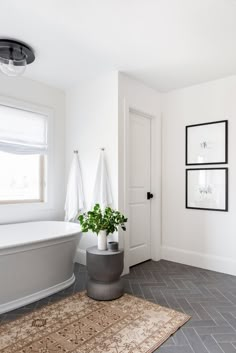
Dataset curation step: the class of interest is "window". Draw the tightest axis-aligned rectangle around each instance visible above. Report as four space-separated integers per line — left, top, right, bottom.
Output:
0 103 48 204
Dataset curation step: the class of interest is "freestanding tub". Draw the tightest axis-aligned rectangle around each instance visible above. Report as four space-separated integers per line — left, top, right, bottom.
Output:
0 221 81 314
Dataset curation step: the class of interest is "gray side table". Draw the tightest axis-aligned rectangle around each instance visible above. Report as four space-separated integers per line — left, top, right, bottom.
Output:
86 246 124 301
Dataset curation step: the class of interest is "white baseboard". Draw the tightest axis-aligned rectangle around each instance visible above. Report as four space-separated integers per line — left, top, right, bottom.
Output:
0 274 75 315
74 248 86 265
74 246 236 276
161 246 236 276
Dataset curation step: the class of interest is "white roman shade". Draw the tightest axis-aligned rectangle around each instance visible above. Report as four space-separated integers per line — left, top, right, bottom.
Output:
0 104 48 155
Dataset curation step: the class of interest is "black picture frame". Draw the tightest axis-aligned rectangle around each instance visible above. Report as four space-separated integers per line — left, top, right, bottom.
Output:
186 168 228 212
186 120 228 165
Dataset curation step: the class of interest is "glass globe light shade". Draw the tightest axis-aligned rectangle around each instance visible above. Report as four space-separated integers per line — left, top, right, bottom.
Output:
0 58 26 77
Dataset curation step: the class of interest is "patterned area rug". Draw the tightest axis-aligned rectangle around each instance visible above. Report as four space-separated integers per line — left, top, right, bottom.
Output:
0 292 190 353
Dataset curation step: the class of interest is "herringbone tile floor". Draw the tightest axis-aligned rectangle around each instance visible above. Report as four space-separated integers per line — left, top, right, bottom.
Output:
124 260 236 353
1 260 236 353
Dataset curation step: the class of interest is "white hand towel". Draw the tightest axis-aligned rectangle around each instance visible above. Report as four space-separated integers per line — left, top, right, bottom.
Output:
92 150 113 210
64 154 85 221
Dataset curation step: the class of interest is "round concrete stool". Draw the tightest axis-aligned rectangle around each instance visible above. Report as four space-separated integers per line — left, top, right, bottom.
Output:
86 246 124 301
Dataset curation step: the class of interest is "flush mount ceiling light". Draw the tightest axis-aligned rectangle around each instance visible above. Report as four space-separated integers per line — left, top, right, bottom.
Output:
0 39 35 77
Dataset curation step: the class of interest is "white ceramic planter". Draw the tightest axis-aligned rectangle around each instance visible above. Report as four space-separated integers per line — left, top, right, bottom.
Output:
97 230 107 250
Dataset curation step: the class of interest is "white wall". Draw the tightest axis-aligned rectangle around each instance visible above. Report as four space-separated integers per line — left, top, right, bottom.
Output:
65 72 118 264
0 75 65 224
162 76 236 276
118 74 162 274
65 71 236 276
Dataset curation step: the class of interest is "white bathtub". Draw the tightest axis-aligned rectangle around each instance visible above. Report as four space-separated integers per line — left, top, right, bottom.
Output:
0 221 81 314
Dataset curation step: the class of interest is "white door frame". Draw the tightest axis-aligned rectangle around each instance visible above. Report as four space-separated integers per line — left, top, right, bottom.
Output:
121 99 161 275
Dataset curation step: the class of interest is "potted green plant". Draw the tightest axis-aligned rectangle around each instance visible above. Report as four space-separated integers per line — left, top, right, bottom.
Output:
78 204 128 250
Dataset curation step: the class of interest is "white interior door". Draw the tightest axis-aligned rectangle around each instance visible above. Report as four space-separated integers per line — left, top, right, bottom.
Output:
128 110 151 267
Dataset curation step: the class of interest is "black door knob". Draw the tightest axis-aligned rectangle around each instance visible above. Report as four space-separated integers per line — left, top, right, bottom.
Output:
147 192 154 200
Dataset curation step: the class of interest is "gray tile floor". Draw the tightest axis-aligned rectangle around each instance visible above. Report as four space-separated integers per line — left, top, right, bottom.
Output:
1 260 236 353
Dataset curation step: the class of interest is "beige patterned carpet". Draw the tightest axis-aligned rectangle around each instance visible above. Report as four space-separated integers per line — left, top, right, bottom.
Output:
0 292 190 353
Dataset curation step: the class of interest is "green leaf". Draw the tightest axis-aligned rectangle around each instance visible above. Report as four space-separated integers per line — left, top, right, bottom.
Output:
77 204 128 235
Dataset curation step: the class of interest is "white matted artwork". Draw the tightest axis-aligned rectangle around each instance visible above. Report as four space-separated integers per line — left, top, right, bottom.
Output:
186 120 228 165
186 168 228 211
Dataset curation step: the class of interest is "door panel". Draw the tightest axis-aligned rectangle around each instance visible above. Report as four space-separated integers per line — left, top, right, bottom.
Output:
128 111 151 267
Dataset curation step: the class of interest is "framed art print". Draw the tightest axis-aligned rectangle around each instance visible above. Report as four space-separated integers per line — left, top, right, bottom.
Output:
186 120 228 165
186 168 228 212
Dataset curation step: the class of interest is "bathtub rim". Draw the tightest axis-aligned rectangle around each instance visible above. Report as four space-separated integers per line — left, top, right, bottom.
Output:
0 221 81 253
0 235 79 256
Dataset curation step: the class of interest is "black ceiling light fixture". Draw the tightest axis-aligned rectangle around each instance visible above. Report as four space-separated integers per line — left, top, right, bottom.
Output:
0 39 35 77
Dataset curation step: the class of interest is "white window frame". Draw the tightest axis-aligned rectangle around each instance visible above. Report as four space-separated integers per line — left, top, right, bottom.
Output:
0 95 54 214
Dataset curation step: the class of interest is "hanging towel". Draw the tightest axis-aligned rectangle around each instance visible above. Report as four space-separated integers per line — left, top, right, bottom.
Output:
64 153 85 222
92 150 113 210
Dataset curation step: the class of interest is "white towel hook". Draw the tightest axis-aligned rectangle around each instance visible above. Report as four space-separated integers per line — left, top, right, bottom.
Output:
74 150 78 154
100 147 105 151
